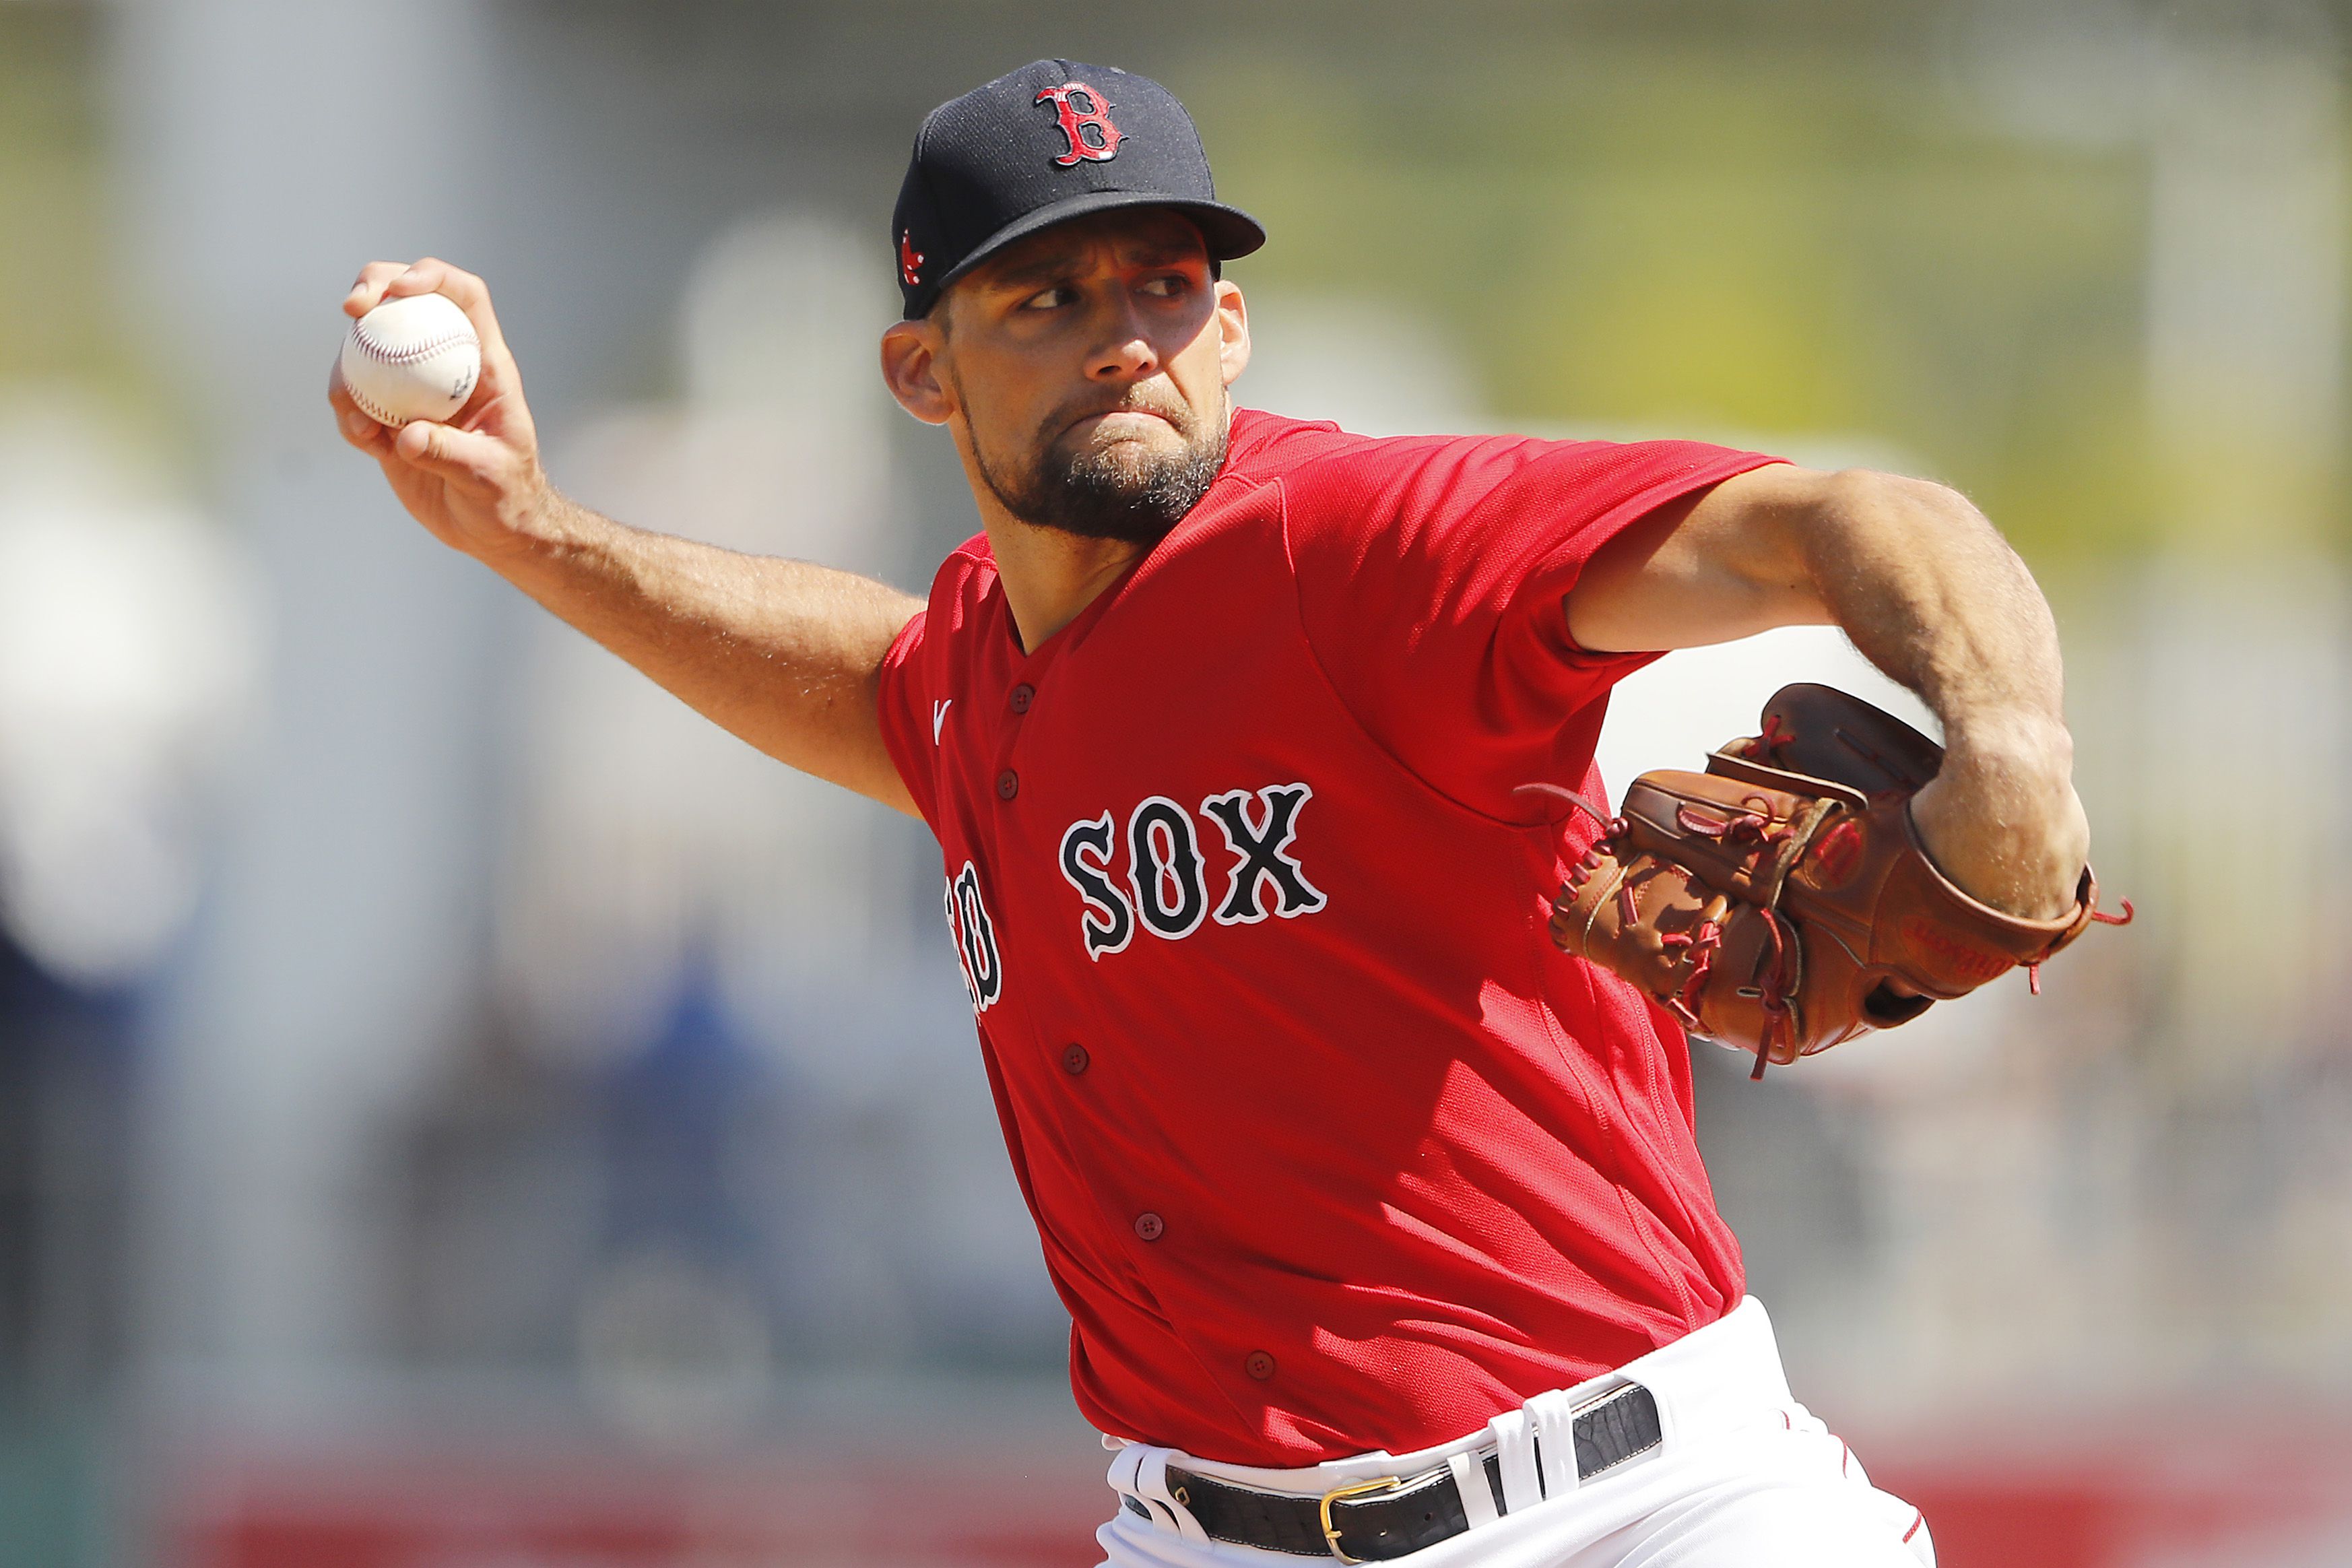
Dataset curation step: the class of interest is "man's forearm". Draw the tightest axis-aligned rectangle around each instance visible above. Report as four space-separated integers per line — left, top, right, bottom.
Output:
1799 473 2064 753
483 490 923 813
1798 471 2088 919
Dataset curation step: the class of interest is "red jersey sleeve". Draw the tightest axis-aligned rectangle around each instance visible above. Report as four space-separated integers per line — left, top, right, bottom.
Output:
875 605 939 829
1279 433 1782 821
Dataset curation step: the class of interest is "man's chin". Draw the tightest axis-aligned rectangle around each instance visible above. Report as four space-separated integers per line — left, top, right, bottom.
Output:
1023 474 1186 541
978 413 1228 544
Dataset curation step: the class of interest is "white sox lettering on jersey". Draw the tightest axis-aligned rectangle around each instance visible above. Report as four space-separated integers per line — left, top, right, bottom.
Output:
944 860 1003 1012
1059 782 1328 961
939 783 1328 1015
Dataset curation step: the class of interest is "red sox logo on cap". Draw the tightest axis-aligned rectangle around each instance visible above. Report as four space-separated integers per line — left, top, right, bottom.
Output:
1034 81 1122 166
899 230 925 286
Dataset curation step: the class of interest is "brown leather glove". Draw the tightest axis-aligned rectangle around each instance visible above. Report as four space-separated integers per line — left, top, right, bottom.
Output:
1542 684 2129 1077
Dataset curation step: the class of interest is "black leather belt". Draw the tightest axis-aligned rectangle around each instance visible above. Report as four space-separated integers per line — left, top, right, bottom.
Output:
1122 1382 1662 1562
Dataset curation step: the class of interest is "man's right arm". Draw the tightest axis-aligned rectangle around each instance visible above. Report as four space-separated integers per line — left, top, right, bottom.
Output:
329 258 923 817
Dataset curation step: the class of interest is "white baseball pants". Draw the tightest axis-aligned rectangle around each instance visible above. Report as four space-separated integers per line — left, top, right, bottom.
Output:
1098 1297 1932 1567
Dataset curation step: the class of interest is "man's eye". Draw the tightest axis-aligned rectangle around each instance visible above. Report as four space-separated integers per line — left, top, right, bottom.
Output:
1021 286 1072 310
1140 275 1187 298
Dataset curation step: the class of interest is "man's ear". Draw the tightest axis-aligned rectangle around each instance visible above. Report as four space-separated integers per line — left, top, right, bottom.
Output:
880 317 955 425
1214 279 1251 389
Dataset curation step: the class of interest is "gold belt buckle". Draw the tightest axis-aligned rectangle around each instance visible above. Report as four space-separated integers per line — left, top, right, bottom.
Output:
1319 1474 1403 1563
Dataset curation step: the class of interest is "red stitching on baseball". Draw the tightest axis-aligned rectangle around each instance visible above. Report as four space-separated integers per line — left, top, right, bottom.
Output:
346 385 407 426
352 317 478 366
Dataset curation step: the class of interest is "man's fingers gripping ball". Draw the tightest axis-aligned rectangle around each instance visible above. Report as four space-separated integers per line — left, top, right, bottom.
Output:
390 418 507 486
326 363 387 453
343 260 412 318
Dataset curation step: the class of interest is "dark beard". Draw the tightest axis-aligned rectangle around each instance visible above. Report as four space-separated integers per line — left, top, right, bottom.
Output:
970 386 1229 544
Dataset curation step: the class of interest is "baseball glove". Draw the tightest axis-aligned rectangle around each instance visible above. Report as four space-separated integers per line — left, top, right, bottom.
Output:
1537 684 2129 1078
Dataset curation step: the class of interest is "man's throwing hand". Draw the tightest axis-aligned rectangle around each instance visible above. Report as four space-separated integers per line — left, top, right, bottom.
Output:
327 259 548 562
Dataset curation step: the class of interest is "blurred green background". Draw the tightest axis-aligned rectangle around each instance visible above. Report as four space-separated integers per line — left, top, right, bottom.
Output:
1 3 2348 1565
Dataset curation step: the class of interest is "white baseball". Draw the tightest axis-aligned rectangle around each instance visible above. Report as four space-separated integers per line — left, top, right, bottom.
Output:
339 293 482 426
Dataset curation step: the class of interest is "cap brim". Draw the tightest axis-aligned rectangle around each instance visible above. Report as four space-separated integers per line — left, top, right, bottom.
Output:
919 191 1266 315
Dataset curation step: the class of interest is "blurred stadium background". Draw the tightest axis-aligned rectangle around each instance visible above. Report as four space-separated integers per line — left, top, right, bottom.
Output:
1 0 2349 1563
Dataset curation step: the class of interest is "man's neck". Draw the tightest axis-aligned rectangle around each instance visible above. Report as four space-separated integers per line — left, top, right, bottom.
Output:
983 515 1151 653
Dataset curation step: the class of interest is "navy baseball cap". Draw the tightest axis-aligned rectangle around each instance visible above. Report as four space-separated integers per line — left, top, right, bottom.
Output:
891 59 1266 319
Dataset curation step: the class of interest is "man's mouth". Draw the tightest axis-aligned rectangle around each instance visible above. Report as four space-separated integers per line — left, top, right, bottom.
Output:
1081 409 1173 433
1059 400 1183 442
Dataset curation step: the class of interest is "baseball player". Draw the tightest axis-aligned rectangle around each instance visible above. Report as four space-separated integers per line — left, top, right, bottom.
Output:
331 59 2099 1567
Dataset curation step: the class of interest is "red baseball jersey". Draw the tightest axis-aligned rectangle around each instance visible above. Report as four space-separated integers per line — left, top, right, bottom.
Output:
877 408 1782 1466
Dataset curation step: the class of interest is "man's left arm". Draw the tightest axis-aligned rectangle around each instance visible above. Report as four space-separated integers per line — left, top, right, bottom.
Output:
1566 463 2089 922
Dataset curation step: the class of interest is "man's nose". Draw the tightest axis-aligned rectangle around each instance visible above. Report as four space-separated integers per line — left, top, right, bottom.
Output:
1084 302 1159 381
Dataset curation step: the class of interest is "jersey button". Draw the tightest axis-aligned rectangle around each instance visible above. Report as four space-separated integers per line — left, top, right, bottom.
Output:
1244 1350 1277 1381
1010 683 1035 714
995 769 1019 800
1061 1043 1090 1075
1132 1212 1165 1242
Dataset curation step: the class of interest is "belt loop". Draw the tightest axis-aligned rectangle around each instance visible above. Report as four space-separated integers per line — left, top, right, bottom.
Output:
1447 1450 1501 1529
1134 1449 1211 1543
1489 1408 1543 1513
1105 1440 1148 1517
1526 1387 1579 1499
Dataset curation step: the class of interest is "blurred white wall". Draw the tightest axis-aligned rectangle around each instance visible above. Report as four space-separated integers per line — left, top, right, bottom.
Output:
117 0 507 1380
0 393 256 989
507 214 910 1066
